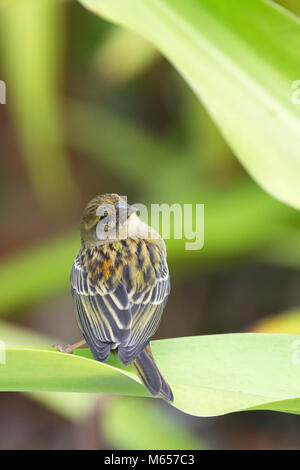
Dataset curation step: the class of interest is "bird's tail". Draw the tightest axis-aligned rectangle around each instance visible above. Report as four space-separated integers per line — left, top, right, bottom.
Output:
132 343 173 402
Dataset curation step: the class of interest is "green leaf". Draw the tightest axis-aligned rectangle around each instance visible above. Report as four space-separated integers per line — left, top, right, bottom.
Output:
78 0 300 209
1 334 300 417
0 320 99 420
0 321 203 445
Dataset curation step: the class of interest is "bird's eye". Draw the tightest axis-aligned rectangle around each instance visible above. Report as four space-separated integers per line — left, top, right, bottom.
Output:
99 211 108 221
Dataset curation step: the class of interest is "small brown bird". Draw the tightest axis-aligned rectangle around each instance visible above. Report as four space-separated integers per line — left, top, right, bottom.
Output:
68 193 173 401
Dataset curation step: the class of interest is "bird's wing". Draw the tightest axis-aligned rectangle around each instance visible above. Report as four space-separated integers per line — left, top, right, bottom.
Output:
70 254 132 361
118 255 170 365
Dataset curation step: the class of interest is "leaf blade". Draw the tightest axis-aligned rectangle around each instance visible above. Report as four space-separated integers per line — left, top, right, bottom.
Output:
1 334 300 417
78 0 300 208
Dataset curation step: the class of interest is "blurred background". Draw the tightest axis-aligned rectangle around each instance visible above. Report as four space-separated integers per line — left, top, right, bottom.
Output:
1 0 300 450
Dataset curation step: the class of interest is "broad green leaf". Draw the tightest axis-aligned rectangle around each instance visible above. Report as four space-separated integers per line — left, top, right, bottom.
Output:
1 334 300 417
0 320 99 420
78 0 300 209
0 320 206 447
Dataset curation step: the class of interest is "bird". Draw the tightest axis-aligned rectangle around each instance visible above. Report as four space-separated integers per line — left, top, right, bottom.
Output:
59 193 173 402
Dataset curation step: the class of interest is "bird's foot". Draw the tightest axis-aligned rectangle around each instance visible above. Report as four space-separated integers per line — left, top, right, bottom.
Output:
52 343 74 354
52 339 86 354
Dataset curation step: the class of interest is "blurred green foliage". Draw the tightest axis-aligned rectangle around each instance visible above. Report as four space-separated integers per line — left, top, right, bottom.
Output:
101 397 206 449
0 0 78 210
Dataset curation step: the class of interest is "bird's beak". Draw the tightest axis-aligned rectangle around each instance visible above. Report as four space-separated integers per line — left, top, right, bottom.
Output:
115 201 137 223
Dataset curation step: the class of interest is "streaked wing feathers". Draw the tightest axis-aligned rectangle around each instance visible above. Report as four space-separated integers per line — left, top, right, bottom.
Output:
118 270 170 365
71 258 132 358
71 239 170 366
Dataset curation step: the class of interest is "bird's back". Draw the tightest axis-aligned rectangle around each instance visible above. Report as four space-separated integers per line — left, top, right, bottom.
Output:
70 236 170 364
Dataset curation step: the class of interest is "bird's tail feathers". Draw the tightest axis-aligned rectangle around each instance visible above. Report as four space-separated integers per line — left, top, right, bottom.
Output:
132 344 173 402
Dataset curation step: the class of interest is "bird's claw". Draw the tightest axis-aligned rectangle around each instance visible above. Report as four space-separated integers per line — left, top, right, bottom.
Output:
52 343 74 354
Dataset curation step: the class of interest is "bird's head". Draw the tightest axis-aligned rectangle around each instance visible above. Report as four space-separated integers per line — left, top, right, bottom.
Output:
80 193 137 245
